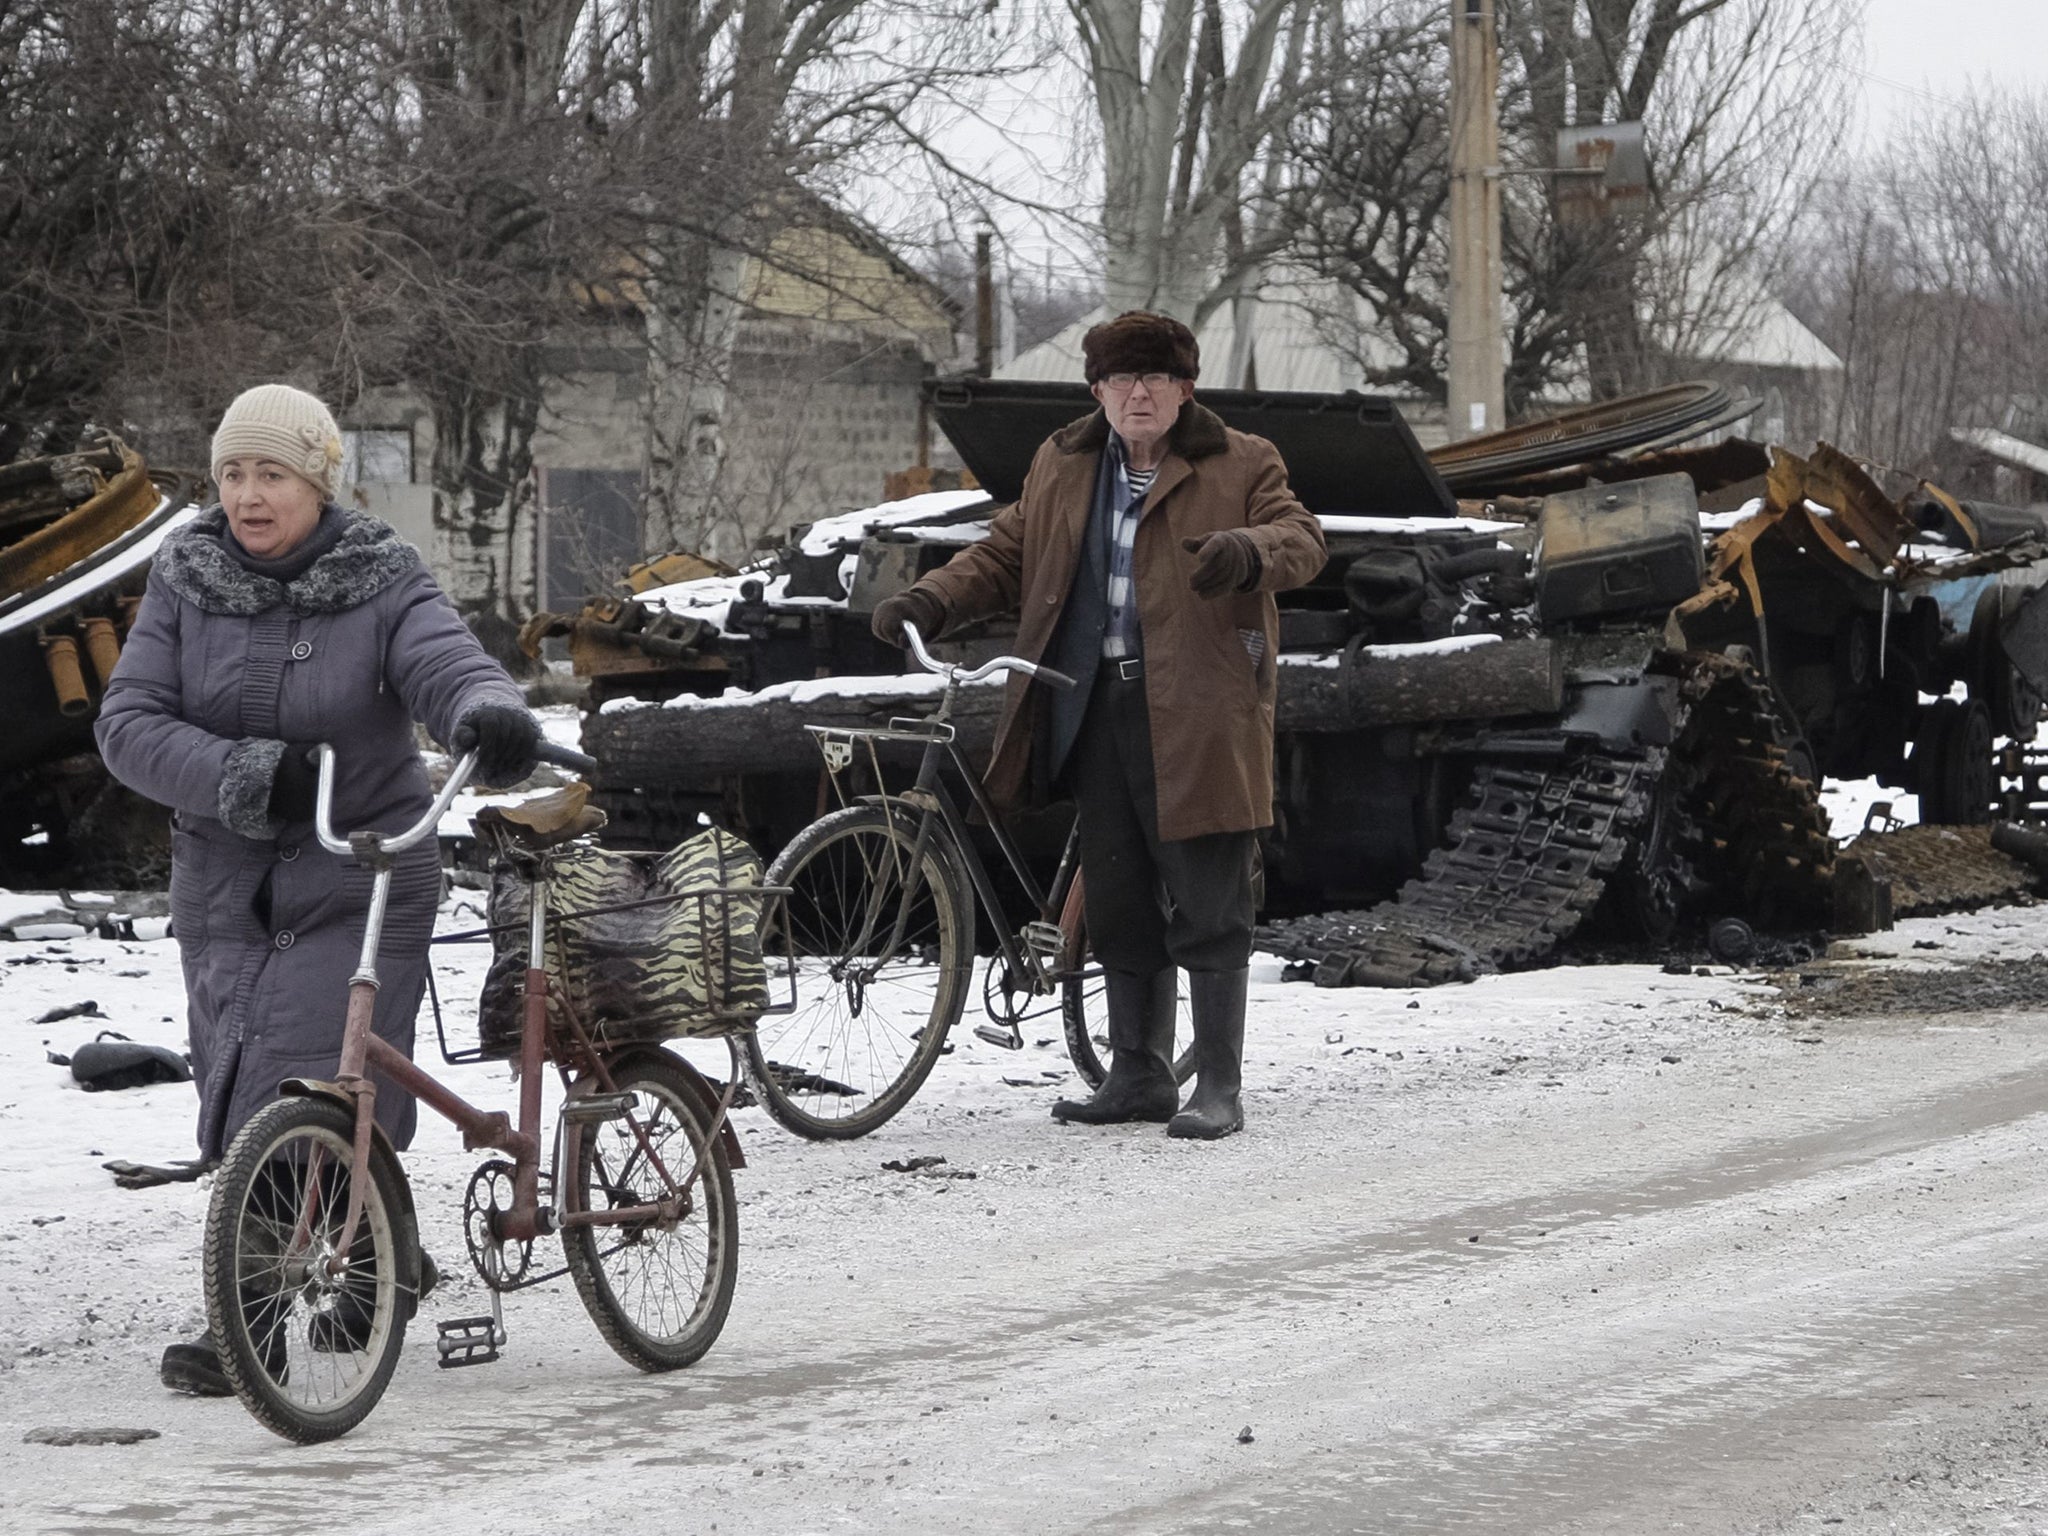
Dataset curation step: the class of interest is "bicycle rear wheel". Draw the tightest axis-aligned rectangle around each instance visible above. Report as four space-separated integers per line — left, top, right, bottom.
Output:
203 1096 410 1444
749 803 973 1139
562 1051 738 1372
1060 899 1197 1091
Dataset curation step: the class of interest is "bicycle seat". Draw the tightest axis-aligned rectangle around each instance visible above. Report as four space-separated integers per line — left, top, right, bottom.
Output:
475 782 608 851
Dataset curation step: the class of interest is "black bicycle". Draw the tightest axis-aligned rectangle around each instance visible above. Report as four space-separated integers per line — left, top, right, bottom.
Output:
745 623 1196 1138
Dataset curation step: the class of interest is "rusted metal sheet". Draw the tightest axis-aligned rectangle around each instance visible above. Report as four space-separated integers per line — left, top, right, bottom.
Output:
0 449 159 599
1766 442 1914 571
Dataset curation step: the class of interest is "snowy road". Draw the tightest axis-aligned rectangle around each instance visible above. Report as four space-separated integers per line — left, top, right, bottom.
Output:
7 901 2048 1533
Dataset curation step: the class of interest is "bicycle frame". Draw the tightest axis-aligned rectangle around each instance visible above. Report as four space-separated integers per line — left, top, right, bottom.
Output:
307 746 738 1278
807 623 1086 1030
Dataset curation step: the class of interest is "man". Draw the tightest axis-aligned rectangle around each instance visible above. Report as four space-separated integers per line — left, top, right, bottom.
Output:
871 311 1325 1139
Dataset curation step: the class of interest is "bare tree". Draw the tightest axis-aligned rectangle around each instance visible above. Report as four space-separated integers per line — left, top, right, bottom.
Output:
1065 0 1317 329
1790 88 2048 490
1508 0 1858 401
3 0 1019 656
1283 4 1449 396
0 1 323 459
631 0 1024 557
1282 0 1857 412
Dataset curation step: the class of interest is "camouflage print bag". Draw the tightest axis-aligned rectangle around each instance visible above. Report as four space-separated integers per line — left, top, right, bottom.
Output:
478 827 767 1058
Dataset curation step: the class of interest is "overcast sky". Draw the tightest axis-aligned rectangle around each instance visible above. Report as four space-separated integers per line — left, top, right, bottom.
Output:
1857 0 2048 141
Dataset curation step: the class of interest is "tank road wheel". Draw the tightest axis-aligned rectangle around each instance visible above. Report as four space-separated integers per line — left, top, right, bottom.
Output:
561 1052 738 1373
749 805 974 1139
1973 587 2045 741
1919 698 1995 824
203 1097 410 1444
1598 754 1697 944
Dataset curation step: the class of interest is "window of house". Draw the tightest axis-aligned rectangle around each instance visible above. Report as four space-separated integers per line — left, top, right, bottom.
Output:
342 428 414 486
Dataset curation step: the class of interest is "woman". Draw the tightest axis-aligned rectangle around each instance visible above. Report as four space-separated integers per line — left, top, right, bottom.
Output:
96 383 544 1395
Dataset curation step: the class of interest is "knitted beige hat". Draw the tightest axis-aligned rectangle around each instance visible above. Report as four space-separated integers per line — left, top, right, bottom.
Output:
211 384 344 498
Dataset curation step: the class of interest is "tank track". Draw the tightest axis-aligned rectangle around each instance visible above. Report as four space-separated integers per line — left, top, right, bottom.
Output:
1259 653 1835 987
1261 749 1657 986
1679 657 1835 927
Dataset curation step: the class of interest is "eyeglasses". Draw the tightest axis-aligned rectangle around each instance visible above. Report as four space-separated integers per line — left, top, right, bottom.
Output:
1100 372 1181 394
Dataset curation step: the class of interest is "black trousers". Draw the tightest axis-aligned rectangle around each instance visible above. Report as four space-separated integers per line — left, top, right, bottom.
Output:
1067 668 1256 975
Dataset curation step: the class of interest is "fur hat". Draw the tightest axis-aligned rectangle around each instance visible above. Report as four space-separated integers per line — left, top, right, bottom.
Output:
211 384 344 498
1080 311 1200 385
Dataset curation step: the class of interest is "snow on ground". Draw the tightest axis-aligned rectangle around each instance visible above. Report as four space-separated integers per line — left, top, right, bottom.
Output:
0 892 2035 1376
1819 777 1920 842
5 867 2047 1529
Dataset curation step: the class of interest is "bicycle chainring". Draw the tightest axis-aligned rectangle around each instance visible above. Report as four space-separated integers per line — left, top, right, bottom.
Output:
461 1159 535 1290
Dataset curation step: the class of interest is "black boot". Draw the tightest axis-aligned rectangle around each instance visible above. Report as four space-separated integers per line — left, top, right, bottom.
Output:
160 1335 234 1397
161 1315 290 1395
1051 968 1178 1124
1168 968 1246 1140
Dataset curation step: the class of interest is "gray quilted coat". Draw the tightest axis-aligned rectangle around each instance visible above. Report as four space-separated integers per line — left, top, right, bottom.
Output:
96 507 524 1159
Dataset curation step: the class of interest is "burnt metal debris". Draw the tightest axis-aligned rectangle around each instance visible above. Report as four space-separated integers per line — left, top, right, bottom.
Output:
0 434 202 884
535 378 2048 986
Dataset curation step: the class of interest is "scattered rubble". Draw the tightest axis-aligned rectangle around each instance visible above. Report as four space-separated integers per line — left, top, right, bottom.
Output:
1 890 171 942
22 1426 160 1446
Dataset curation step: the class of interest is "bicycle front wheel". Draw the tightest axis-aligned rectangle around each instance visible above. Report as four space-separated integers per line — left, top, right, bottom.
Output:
562 1051 738 1372
203 1096 410 1444
749 804 974 1139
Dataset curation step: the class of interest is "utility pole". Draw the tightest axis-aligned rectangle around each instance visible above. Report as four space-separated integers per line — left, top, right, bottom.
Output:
974 228 996 377
1446 0 1504 440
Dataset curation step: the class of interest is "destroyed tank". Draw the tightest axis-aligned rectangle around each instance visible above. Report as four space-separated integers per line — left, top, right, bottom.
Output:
550 380 2048 985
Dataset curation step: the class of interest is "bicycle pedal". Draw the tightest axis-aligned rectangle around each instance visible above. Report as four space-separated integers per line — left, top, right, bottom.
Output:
560 1090 639 1125
1022 920 1065 960
435 1315 506 1369
972 1022 1023 1051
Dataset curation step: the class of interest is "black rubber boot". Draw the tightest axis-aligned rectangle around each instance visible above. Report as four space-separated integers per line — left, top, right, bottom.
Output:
1168 968 1247 1140
1051 968 1178 1124
161 1314 290 1394
160 1335 234 1397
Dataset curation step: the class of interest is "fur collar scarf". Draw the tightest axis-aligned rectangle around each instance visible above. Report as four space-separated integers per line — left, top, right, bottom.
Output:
156 506 420 616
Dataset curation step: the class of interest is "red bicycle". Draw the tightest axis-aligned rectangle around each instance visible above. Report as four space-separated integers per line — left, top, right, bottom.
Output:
200 743 782 1442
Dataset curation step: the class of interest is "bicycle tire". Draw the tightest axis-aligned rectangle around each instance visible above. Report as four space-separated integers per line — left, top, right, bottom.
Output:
1059 898 1197 1091
561 1051 738 1372
203 1095 410 1444
748 803 973 1139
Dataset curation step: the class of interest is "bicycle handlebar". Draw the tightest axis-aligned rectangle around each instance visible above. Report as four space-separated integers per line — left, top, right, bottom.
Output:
538 740 598 774
311 736 597 860
902 621 1075 692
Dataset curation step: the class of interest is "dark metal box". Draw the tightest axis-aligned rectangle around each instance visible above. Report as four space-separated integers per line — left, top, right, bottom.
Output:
1535 473 1704 623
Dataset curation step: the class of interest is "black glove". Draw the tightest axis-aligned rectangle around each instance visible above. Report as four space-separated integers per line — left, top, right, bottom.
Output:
267 747 319 824
1182 530 1262 599
871 588 945 648
453 705 543 787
